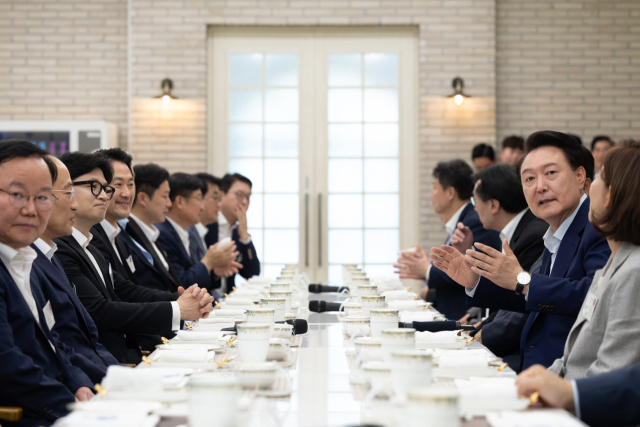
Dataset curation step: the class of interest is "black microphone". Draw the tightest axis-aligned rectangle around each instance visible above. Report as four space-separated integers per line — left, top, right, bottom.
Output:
308 300 344 313
308 284 350 294
410 320 466 332
221 319 308 335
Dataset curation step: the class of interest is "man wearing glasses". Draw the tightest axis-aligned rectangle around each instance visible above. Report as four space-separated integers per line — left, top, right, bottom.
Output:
216 173 261 292
53 152 214 364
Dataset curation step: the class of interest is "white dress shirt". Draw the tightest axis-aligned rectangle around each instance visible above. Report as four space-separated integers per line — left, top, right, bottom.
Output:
195 222 209 249
166 217 191 257
542 194 587 273
425 202 470 285
499 209 528 252
33 238 58 262
129 214 169 271
72 227 106 288
100 219 122 263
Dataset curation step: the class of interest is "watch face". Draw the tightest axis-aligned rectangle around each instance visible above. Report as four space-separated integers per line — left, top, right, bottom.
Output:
517 271 531 285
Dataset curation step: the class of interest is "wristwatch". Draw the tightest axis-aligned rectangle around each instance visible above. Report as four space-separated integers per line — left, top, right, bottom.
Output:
515 271 531 295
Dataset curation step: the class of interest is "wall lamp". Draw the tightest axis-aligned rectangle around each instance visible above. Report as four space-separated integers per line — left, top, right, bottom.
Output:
449 77 471 105
156 78 178 104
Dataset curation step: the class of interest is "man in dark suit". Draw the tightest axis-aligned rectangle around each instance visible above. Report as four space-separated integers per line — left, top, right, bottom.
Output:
517 362 640 427
430 131 610 371
53 152 214 364
157 173 240 293
214 173 261 293
124 163 183 292
0 140 93 425
31 156 118 384
448 164 548 371
395 160 502 320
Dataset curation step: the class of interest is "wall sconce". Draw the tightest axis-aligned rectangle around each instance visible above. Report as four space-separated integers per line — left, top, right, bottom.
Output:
449 77 470 105
155 78 178 104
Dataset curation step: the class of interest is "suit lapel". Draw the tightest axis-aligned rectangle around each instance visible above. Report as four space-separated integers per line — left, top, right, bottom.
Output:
549 200 591 278
510 209 533 249
63 236 111 299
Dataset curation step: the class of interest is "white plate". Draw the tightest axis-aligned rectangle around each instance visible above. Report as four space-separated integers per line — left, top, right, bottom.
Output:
432 366 499 379
105 390 187 403
141 361 220 371
156 343 222 351
415 341 466 350
460 398 529 416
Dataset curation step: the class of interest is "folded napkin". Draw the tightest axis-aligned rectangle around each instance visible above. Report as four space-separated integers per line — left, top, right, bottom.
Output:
153 349 213 363
224 298 257 306
101 365 189 391
415 330 461 343
400 310 435 323
55 412 160 427
214 309 245 316
345 324 371 338
381 290 414 301
198 317 235 324
193 322 234 331
439 354 488 368
486 410 585 427
387 300 422 311
247 277 273 284
176 330 219 342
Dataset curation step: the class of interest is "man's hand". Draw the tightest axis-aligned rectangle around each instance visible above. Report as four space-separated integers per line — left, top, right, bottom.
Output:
420 286 429 301
214 263 242 278
394 245 429 280
201 242 240 271
75 386 94 402
235 204 250 241
474 329 482 344
429 245 480 288
464 240 524 292
177 285 213 320
516 365 575 411
450 222 474 254
459 312 471 325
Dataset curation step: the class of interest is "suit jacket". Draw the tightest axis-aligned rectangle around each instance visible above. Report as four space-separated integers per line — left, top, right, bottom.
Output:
480 209 547 360
549 242 640 380
206 222 261 288
156 219 211 289
89 223 139 285
53 234 177 363
576 361 640 427
0 258 92 424
469 198 611 370
428 203 502 320
120 218 182 293
31 245 118 383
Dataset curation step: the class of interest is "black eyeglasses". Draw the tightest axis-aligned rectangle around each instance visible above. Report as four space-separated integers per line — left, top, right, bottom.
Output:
72 180 115 200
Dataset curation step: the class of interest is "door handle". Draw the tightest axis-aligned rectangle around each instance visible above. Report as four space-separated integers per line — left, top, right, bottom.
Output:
318 193 322 267
305 194 309 267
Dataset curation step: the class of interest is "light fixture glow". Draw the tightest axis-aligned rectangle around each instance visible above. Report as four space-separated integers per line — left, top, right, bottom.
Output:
448 77 471 105
162 95 170 104
454 94 463 105
155 78 177 104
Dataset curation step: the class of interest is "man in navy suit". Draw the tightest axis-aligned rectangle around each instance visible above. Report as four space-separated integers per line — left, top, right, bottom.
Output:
31 156 118 384
430 131 610 370
156 173 240 292
213 173 261 293
0 140 93 426
395 159 502 320
517 363 640 427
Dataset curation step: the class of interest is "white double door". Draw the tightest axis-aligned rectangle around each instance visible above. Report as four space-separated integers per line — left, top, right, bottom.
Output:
209 27 418 283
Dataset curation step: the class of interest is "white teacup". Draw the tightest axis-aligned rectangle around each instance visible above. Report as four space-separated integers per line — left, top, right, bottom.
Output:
234 362 278 389
354 337 382 355
357 284 378 296
236 323 271 363
369 309 400 338
405 388 460 427
245 308 275 334
390 350 432 396
381 328 416 362
266 338 290 361
343 302 363 316
362 361 391 389
188 374 239 427
360 295 386 317
341 316 371 338
268 290 292 313
260 298 286 321
270 283 291 292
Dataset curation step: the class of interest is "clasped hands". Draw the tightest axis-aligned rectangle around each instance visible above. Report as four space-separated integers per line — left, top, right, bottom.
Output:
177 284 214 320
429 222 525 292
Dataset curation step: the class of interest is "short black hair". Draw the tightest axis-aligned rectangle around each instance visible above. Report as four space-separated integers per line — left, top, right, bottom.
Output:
59 151 113 183
132 163 169 204
567 133 583 145
473 164 528 214
523 131 587 175
590 135 614 151
433 159 474 200
220 173 252 194
502 136 524 151
471 143 495 161
0 139 57 184
168 172 203 202
194 173 221 196
580 145 595 181
96 148 134 175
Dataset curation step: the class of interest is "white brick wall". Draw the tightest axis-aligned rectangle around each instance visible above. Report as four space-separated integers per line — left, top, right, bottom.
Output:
3 0 639 249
